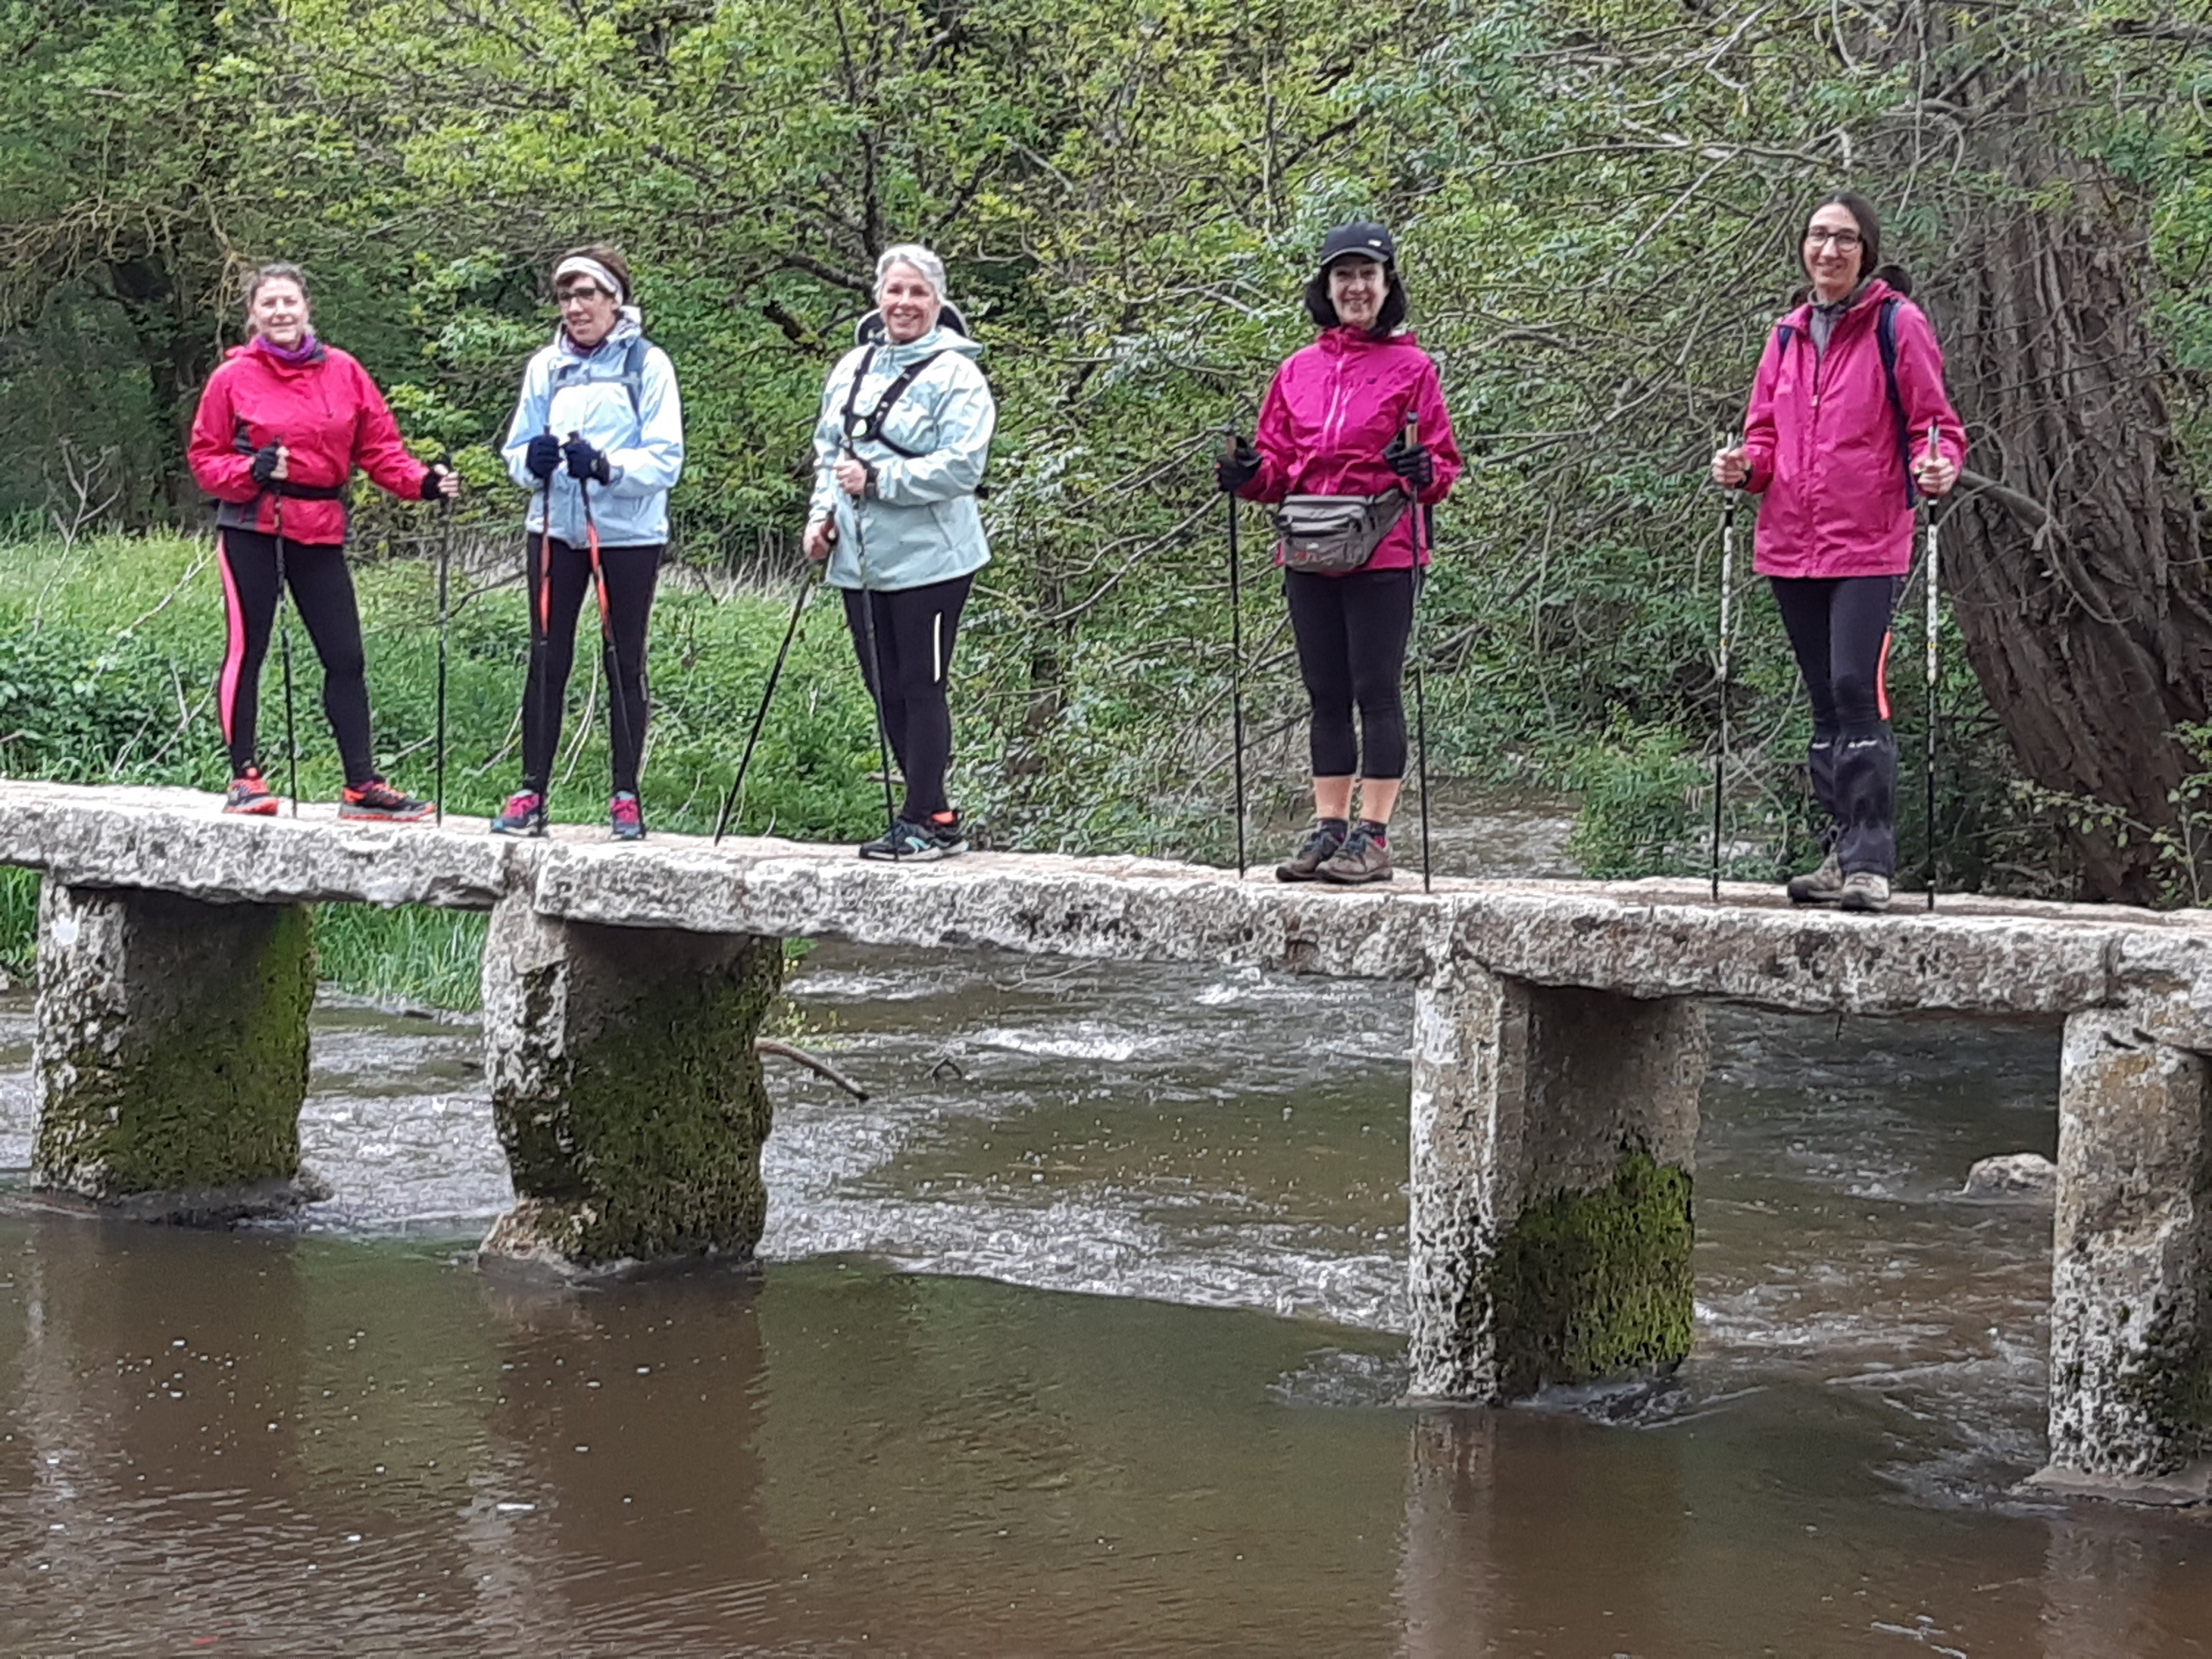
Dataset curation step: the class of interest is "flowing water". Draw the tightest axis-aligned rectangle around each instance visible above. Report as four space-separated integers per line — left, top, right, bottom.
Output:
1 810 2209 1654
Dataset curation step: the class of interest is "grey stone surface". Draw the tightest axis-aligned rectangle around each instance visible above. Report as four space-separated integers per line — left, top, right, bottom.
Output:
1408 966 1704 1401
478 894 783 1277
34 881 315 1201
1962 1152 2059 1200
2043 1010 2212 1485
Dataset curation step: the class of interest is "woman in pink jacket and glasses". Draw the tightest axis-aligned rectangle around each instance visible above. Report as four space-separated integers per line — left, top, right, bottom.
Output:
1218 222 1463 886
1712 192 1967 913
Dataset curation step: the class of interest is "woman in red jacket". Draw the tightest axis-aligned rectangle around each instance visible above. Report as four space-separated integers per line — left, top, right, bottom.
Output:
1712 193 1966 911
1217 223 1462 885
188 261 459 818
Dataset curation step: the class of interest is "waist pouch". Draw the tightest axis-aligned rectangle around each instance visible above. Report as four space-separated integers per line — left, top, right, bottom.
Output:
1273 491 1407 573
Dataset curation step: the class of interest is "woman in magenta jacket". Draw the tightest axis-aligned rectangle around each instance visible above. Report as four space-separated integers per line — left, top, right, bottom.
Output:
1712 192 1966 912
188 261 459 818
1217 223 1463 885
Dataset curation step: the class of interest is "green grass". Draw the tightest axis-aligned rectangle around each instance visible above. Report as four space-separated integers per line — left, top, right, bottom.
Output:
0 531 881 1008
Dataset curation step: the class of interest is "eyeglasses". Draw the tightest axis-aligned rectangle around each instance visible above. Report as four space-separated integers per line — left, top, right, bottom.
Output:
1804 229 1864 251
556 285 610 304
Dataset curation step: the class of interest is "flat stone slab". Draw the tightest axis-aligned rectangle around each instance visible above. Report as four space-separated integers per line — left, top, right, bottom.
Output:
1 782 2209 1018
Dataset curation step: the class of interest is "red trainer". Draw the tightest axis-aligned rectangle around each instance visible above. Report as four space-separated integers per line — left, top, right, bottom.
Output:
224 766 280 816
339 778 433 822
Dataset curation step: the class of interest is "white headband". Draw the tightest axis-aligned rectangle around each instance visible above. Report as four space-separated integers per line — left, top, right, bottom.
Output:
553 256 626 303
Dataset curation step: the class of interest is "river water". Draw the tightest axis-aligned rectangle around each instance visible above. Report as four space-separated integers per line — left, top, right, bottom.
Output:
1 814 2208 1654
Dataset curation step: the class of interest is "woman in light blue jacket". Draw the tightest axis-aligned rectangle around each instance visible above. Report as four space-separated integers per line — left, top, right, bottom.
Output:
803 242 994 860
492 244 683 841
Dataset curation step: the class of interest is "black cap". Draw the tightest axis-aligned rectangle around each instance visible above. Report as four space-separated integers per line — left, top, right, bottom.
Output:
1316 222 1396 273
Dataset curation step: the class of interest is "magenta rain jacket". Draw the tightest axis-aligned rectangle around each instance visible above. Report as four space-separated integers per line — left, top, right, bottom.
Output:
1738 279 1968 579
1236 327 1463 572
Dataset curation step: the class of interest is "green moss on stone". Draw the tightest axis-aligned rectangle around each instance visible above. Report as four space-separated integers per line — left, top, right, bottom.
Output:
39 898 314 1196
1485 1150 1693 1398
509 934 784 1266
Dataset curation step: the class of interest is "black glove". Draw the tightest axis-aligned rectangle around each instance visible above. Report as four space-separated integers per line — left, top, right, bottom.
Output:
563 436 613 484
248 445 282 486
1214 437 1260 494
1383 435 1433 491
525 434 562 480
419 465 453 502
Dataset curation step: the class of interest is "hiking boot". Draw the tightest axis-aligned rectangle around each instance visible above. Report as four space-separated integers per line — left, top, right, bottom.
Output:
1316 826 1395 885
490 790 547 837
339 778 432 822
858 818 960 862
1276 822 1346 883
1785 851 1844 906
223 765 278 817
1838 871 1892 913
921 812 968 855
609 791 646 842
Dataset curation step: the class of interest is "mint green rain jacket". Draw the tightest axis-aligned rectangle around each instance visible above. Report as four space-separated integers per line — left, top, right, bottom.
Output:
808 328 994 592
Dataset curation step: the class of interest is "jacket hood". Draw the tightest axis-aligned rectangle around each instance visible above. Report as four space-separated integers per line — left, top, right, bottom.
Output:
1783 277 1899 331
1316 324 1422 356
876 326 982 367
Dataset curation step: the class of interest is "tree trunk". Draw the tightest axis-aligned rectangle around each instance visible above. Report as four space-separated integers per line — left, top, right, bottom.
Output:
1934 163 2212 902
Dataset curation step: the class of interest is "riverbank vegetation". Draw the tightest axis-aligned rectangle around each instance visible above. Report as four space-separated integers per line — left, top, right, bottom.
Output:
5 0 2209 986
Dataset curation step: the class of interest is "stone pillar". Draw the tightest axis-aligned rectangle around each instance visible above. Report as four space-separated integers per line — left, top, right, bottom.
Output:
2034 1010 2212 1497
33 881 315 1213
479 895 784 1276
1408 966 1704 1401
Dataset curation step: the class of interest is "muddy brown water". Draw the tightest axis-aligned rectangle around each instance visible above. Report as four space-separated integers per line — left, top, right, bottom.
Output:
1 809 2209 1654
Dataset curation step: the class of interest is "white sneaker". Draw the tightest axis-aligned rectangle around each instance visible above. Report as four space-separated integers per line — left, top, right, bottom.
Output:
1838 872 1891 912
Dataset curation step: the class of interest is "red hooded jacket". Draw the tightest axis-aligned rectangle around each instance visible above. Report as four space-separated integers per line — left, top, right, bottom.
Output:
1237 327 1462 571
187 339 432 546
1738 280 1968 579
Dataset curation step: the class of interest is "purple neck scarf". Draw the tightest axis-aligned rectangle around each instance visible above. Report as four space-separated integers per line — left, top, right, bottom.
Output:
252 332 321 366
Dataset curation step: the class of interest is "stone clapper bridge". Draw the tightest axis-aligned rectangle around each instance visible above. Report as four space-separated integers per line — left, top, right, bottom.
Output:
6 780 2211 1501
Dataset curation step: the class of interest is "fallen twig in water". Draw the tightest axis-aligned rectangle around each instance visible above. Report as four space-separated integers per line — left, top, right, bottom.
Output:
755 1038 869 1101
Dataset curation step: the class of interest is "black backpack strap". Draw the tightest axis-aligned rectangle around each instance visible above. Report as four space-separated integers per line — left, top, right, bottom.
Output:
620 334 651 418
842 350 949 458
1876 297 1916 508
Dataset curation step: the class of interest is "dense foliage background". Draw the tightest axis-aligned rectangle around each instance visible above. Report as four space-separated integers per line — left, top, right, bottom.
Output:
5 0 2210 900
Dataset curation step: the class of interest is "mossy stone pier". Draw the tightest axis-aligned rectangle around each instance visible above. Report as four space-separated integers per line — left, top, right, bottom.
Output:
479 896 783 1276
1409 969 1703 1400
5 784 2212 1498
34 881 316 1217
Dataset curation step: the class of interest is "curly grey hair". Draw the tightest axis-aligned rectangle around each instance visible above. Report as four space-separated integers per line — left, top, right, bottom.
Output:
875 243 947 301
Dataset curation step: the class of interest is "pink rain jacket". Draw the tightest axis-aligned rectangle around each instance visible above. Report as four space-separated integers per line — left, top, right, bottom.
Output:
1238 327 1462 572
1739 280 1968 579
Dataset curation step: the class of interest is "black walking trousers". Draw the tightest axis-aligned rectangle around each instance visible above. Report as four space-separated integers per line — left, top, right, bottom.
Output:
520 535 662 796
841 573 973 821
1770 574 1902 876
1284 565 1416 780
218 529 377 786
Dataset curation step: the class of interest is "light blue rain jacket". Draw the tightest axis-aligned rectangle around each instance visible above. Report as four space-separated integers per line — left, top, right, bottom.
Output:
809 328 994 592
502 313 684 548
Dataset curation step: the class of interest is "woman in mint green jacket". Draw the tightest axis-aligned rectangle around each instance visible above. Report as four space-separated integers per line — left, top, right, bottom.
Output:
803 242 995 861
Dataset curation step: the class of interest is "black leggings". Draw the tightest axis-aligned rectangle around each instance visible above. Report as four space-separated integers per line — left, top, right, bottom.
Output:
841 574 973 821
218 529 377 786
1770 575 1901 876
1284 566 1416 780
520 535 661 796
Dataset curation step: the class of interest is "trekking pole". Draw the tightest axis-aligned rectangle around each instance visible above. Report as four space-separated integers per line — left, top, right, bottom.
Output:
844 442 901 855
1220 429 1248 879
571 437 635 803
533 429 557 815
1713 436 1739 902
433 455 454 825
270 470 301 818
1403 411 1433 895
714 558 816 844
1922 421 1941 912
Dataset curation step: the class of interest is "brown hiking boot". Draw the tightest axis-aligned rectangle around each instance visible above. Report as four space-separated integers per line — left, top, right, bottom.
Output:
1315 826 1394 885
1785 851 1844 905
1837 871 1892 913
1276 822 1345 883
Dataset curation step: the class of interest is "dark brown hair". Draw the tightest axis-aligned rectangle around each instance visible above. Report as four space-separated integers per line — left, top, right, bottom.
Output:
554 243 634 305
242 261 310 308
1800 192 1913 299
1303 260 1409 339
